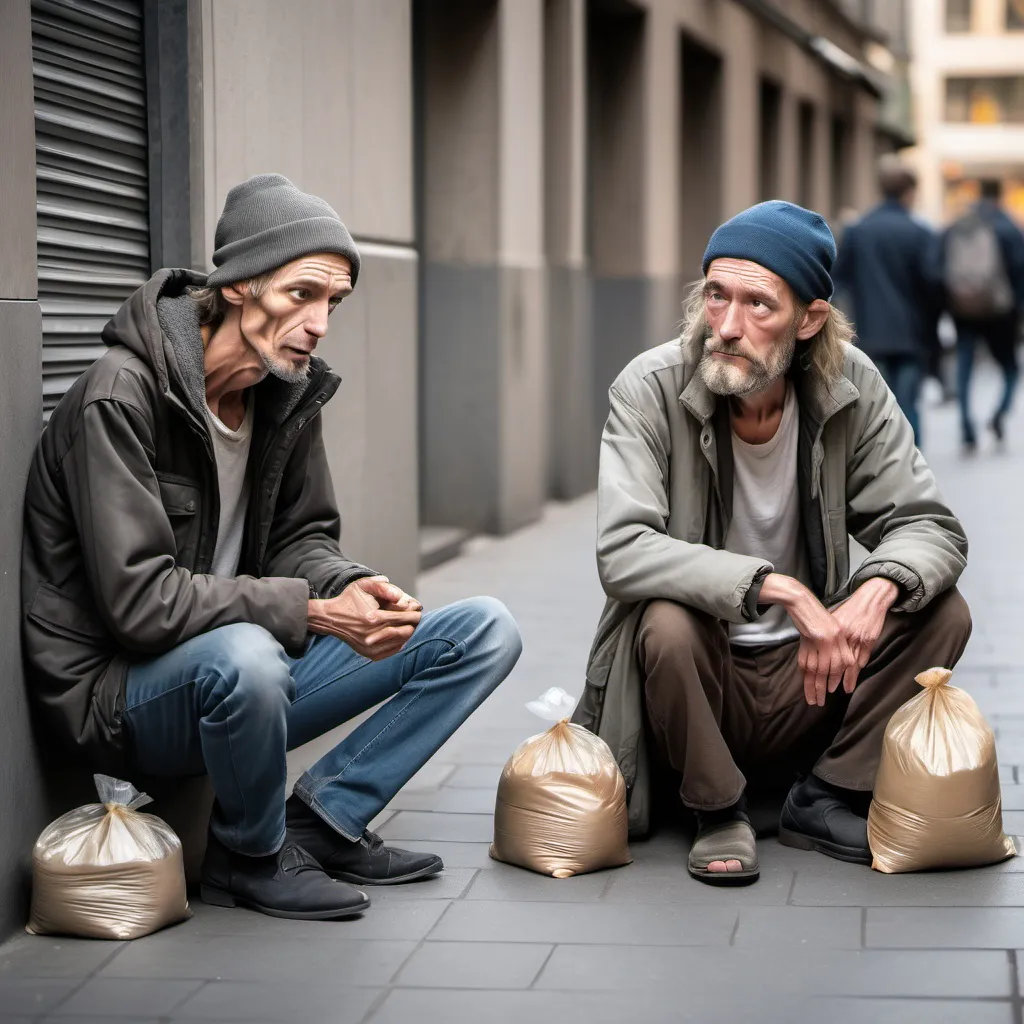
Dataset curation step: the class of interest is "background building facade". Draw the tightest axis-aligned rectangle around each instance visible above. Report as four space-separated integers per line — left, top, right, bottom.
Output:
909 0 1024 225
0 0 903 937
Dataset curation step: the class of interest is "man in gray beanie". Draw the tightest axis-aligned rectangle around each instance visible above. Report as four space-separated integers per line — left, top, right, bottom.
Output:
573 201 970 886
23 174 522 921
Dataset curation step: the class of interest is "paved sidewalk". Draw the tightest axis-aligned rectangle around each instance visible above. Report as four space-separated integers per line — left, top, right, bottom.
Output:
2 366 1024 1022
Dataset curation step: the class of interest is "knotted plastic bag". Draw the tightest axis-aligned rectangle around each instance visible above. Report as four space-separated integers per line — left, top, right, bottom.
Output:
27 775 191 939
868 667 1017 873
490 688 632 878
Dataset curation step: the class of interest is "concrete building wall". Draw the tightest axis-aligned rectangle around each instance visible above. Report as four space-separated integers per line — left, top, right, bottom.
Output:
909 0 1024 227
198 0 419 590
417 0 548 536
0 0 48 941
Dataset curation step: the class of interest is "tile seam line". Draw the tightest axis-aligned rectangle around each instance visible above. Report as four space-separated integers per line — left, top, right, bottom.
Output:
39 941 129 1016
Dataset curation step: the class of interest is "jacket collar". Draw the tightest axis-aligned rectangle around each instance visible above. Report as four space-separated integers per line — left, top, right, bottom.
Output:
679 344 860 432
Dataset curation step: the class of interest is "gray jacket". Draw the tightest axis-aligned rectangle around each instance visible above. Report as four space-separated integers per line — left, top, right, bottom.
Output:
572 338 967 837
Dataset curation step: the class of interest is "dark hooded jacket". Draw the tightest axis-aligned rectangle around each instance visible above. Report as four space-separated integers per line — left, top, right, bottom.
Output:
22 269 376 771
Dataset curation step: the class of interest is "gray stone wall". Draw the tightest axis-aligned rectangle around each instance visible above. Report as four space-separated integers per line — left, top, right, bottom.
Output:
0 0 48 940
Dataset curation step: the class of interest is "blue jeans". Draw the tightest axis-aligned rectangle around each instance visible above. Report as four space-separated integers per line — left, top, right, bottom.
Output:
955 317 1020 445
874 355 923 448
122 597 522 855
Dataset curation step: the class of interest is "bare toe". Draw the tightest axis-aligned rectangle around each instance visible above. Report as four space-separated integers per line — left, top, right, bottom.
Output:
725 859 743 871
707 860 729 873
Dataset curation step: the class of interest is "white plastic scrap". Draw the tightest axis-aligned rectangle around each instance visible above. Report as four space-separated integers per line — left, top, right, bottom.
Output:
525 687 578 722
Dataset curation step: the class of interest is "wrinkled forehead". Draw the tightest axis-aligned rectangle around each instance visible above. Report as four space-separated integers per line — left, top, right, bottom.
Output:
273 253 353 288
705 257 790 301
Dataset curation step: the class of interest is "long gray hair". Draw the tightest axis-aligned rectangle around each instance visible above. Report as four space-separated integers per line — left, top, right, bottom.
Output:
678 278 854 384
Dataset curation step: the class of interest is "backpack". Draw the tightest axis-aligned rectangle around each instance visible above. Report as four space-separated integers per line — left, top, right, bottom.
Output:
944 211 1014 319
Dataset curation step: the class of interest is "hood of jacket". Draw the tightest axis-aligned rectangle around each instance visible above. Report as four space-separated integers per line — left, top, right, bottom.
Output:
101 268 333 430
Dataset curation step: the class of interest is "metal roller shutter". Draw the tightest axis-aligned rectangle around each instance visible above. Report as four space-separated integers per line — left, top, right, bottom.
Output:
32 0 150 419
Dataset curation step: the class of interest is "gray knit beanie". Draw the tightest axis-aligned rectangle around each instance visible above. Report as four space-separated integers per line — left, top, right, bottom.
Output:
206 174 361 288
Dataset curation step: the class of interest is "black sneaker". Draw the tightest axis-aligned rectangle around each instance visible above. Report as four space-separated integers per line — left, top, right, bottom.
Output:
286 795 444 885
990 413 1006 444
778 774 871 865
200 831 370 920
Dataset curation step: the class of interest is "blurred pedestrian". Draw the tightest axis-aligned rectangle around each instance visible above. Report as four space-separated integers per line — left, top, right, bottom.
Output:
940 179 1024 452
832 158 940 447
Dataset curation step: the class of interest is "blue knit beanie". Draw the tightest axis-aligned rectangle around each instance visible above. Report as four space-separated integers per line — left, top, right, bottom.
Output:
701 200 836 302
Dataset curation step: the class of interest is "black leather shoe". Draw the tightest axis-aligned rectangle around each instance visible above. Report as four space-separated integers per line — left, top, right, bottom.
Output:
778 775 871 865
286 795 444 885
200 831 371 919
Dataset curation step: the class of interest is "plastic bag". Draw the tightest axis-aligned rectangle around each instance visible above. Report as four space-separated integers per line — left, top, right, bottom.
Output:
490 688 632 878
27 775 191 940
868 668 1017 873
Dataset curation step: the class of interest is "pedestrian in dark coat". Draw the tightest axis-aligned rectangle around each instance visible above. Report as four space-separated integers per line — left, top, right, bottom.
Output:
832 160 940 447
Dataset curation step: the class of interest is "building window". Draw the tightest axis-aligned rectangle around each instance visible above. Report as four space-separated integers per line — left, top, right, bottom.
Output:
945 0 972 31
945 76 1024 123
1008 0 1024 30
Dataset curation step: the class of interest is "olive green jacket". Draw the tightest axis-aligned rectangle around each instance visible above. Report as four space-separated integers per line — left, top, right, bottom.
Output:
572 339 967 837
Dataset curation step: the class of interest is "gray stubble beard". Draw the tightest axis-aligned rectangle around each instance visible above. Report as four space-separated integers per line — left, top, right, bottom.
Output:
696 328 797 397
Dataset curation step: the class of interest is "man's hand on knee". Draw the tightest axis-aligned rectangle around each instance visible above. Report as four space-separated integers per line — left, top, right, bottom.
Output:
830 578 900 694
307 576 423 660
761 573 857 707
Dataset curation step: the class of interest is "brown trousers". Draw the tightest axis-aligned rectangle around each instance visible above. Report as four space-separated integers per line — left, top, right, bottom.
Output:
639 588 972 811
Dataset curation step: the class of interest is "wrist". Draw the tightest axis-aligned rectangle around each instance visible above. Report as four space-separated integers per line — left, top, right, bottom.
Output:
857 577 900 610
306 599 330 634
758 572 808 611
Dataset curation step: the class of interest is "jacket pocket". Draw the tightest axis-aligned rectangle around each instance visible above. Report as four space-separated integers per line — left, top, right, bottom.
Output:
157 474 201 567
28 581 108 643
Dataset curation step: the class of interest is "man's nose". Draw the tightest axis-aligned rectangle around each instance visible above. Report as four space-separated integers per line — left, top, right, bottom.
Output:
719 301 744 341
305 299 330 339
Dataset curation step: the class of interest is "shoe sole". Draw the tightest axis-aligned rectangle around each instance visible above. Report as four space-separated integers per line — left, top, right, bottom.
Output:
326 859 444 887
200 884 371 920
778 827 872 866
688 866 760 887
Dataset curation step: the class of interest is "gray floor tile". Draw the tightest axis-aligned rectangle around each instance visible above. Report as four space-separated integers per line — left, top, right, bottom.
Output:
171 981 382 1022
378 811 494 842
372 868 477 900
445 765 503 789
733 906 862 948
51 979 203 1017
40 1019 160 1024
386 787 496 814
867 907 1024 948
807 998 1013 1024
536 945 1011 998
184 899 449 941
464 863 613 901
793 867 1024 906
402 762 455 793
427 899 737 945
390 841 497 868
100 936 416 983
0 937 121 978
603 865 794 905
394 941 550 989
369 986 803 1023
0 980 78 1017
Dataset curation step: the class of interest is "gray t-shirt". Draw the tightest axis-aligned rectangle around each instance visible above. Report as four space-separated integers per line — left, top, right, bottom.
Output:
724 384 811 647
206 399 254 578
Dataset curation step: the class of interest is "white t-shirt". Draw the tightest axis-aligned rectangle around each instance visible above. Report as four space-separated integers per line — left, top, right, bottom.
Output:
206 399 254 578
724 383 811 647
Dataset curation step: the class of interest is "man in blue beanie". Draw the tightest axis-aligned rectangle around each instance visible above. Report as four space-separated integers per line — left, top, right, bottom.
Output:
574 201 970 885
23 174 522 920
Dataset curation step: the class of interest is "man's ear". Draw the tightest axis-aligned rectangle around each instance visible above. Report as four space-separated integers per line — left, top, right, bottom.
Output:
220 284 245 307
796 299 830 341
